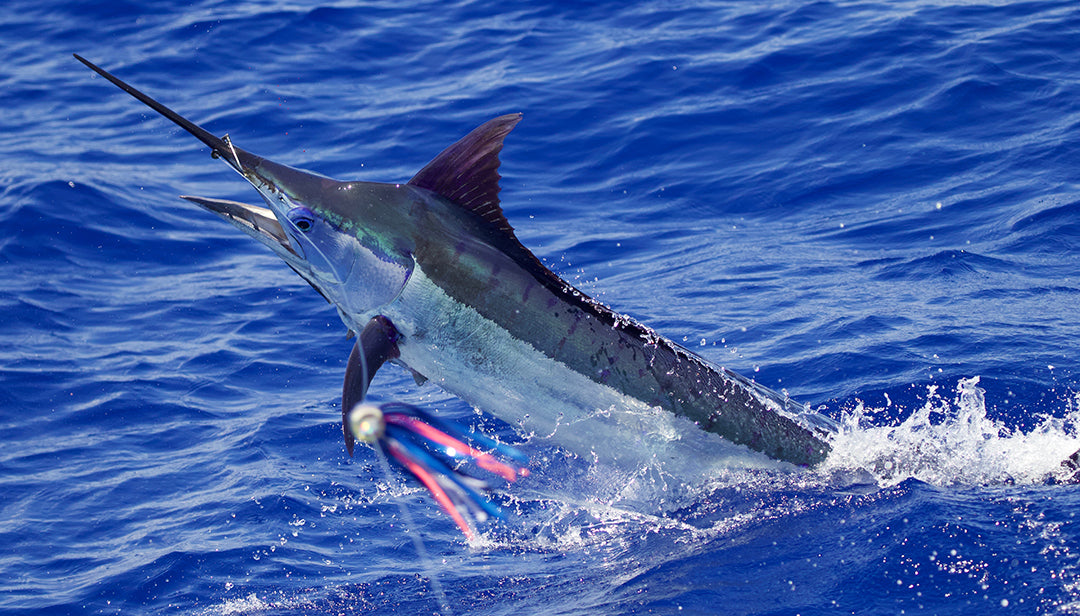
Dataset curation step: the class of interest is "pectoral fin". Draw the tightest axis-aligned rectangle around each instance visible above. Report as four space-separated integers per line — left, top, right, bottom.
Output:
342 316 401 456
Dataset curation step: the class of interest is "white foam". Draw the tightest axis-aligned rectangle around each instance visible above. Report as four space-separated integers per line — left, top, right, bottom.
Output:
200 592 294 615
820 376 1080 486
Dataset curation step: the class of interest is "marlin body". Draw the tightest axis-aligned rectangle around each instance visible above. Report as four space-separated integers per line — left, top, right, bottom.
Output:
76 56 837 482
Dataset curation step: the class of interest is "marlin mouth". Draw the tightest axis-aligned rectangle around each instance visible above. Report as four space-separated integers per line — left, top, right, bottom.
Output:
180 195 293 256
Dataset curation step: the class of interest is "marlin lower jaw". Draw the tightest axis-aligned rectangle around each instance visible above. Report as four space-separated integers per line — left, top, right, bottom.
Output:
180 196 293 256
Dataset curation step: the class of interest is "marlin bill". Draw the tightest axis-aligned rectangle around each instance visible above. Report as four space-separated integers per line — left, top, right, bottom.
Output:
75 55 839 536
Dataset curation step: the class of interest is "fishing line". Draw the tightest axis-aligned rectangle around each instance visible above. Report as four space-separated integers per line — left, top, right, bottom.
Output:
357 337 453 615
373 441 456 616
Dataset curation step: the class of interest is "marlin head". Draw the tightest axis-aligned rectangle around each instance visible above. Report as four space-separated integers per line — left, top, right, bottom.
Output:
74 54 417 325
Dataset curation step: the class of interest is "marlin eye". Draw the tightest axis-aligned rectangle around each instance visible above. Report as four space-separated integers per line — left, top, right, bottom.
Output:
289 207 315 232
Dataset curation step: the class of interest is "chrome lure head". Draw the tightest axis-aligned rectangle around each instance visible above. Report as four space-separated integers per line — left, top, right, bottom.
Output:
75 55 414 324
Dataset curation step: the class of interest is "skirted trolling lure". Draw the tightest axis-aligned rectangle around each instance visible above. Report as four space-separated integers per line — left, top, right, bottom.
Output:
347 402 529 539
340 316 528 539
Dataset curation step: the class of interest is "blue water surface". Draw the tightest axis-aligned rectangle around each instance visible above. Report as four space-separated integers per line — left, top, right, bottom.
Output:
3 1 1080 614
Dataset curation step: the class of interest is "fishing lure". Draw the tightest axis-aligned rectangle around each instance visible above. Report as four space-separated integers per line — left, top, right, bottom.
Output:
348 402 529 539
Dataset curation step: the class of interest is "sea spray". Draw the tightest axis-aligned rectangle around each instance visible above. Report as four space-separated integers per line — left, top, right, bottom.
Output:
823 377 1080 486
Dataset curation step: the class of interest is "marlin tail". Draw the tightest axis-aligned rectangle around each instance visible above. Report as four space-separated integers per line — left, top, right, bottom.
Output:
76 55 839 529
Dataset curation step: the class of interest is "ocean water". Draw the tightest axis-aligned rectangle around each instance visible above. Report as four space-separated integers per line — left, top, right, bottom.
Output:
3 0 1080 614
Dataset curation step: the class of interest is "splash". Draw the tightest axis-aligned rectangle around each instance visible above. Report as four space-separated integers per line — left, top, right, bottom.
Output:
200 592 309 615
822 377 1080 486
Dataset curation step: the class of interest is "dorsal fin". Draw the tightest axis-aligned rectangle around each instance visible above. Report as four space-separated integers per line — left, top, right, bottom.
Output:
408 113 522 234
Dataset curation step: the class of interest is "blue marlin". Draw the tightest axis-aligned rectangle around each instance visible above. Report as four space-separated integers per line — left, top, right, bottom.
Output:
75 55 837 487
